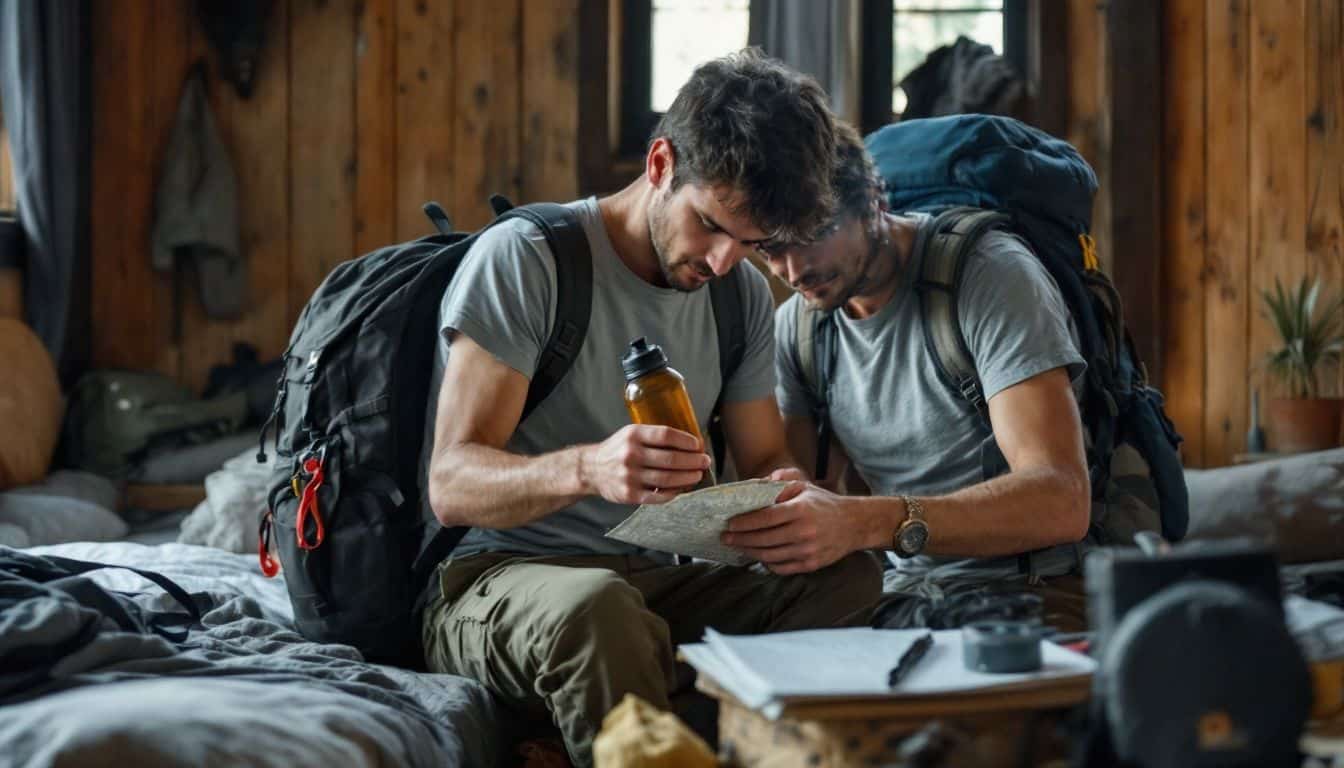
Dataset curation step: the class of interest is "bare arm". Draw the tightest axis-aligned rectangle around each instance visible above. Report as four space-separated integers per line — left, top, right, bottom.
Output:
428 331 711 529
873 366 1091 555
725 367 1090 573
782 412 853 491
718 396 804 480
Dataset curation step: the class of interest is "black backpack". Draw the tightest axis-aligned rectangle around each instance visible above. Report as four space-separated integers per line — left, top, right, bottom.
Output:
256 199 749 665
795 116 1187 575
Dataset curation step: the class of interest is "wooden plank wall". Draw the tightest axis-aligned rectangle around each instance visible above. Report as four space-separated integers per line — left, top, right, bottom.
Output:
88 0 580 392
0 106 12 211
1159 0 1342 467
77 0 1343 469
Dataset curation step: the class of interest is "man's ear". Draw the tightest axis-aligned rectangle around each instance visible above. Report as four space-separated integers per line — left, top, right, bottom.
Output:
646 137 676 189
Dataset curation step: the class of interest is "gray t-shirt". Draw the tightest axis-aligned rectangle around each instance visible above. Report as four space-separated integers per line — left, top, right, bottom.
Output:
421 197 777 559
775 216 1085 500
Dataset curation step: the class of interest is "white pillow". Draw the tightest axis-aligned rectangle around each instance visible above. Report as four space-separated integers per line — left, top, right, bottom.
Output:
0 491 128 545
0 522 30 548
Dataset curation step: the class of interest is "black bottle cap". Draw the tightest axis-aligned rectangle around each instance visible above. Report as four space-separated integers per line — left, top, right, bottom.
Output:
621 337 669 382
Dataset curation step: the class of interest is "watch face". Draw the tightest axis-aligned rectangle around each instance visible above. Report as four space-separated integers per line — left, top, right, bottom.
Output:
898 521 929 556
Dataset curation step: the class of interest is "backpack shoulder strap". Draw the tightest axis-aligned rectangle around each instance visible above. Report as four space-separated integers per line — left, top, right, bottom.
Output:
706 266 748 472
796 299 820 401
414 202 591 589
915 207 1009 427
793 299 837 480
708 266 748 389
498 203 593 420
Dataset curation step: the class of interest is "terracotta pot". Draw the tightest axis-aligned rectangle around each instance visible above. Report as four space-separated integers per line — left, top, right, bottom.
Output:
1266 397 1344 453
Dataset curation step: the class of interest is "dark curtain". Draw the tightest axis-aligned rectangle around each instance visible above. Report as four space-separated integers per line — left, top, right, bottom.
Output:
0 0 90 375
748 0 859 125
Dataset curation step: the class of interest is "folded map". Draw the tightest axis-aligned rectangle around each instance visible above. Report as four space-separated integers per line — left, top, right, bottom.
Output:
605 479 789 565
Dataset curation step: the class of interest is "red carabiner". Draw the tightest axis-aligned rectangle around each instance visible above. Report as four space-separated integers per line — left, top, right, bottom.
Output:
296 455 327 550
258 510 280 577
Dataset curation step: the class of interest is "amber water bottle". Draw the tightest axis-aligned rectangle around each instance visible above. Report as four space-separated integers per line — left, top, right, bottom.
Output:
621 337 714 487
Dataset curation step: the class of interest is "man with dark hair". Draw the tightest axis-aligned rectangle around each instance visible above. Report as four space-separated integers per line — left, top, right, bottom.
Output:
738 122 1091 627
418 51 881 767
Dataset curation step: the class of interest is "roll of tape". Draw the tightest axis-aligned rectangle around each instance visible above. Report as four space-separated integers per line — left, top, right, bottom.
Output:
962 621 1043 673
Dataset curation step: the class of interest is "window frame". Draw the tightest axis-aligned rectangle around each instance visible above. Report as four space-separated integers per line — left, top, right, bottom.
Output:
579 0 1064 193
618 0 659 158
861 0 1030 133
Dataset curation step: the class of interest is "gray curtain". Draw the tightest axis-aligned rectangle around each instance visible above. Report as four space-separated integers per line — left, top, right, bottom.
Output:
748 0 860 125
0 0 88 366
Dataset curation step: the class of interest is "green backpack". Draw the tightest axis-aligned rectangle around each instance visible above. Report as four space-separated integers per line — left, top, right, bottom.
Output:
62 370 248 478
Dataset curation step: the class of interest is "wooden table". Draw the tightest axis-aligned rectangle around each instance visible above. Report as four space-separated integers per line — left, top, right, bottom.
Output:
697 674 1091 768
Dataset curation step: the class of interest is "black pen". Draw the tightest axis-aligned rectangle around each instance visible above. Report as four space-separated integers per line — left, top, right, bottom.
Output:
887 632 934 688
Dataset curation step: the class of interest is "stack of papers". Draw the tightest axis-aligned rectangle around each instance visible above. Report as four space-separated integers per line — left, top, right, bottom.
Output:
680 627 1097 719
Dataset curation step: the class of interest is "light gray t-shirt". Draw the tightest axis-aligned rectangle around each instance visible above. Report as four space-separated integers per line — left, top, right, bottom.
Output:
775 216 1085 500
421 197 777 559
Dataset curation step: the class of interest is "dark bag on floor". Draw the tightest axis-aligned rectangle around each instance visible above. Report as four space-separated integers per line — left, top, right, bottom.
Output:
62 370 248 478
258 198 749 665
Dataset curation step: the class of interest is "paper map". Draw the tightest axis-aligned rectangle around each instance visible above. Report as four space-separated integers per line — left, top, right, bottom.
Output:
605 480 789 565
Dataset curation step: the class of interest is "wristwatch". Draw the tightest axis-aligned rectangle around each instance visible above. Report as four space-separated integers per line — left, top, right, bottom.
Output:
893 495 930 558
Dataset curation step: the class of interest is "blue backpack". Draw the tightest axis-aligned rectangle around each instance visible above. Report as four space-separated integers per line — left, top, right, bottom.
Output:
795 115 1187 567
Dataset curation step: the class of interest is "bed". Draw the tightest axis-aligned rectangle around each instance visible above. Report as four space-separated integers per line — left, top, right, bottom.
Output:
0 541 505 767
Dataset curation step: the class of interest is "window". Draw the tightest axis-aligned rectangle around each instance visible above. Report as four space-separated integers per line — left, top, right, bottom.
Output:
580 0 1046 193
652 0 751 111
620 0 750 156
862 0 1028 132
892 1 1007 116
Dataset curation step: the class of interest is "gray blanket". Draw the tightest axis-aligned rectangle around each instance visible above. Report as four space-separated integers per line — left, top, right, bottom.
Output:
0 542 503 767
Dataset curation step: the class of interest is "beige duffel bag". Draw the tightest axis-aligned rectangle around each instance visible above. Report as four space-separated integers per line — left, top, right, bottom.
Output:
0 318 62 489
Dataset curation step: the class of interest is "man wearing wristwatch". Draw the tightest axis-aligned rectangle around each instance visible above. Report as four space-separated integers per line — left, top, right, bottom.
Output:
721 124 1092 632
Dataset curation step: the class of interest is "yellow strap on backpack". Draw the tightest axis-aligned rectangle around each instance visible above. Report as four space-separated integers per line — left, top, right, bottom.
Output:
1080 233 1100 271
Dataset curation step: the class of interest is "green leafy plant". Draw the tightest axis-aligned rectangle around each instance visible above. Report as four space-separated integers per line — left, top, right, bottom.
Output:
1260 276 1344 398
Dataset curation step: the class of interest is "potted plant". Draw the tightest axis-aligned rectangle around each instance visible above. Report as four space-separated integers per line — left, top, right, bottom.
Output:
1260 276 1344 452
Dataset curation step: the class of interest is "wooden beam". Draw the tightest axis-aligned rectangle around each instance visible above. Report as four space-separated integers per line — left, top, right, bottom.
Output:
289 0 357 324
90 0 157 371
395 0 455 239
1203 0 1252 467
355 0 398 254
1248 0 1307 406
578 0 616 194
453 0 523 230
1306 0 1344 397
1106 0 1164 384
0 86 13 211
1161 0 1207 466
1065 0 1110 274
1025 0 1069 137
225 0 290 369
522 0 581 204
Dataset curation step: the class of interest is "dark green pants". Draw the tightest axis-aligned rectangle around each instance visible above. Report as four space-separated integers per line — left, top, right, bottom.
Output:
421 551 883 767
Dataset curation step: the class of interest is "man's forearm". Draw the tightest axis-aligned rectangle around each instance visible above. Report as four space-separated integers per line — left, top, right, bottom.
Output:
856 466 1090 558
429 443 590 530
741 448 803 481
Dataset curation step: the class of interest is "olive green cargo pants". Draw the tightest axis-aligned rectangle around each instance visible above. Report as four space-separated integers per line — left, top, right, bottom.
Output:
421 551 883 767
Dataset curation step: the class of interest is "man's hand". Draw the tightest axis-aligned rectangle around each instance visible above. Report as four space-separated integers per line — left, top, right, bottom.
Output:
579 424 710 505
767 467 808 483
721 482 867 575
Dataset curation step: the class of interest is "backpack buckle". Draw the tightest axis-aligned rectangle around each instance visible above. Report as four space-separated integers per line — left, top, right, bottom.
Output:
295 445 328 551
258 510 280 577
957 376 985 410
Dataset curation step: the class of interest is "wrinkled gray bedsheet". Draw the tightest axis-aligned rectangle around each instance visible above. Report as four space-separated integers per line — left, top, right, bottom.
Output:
0 542 503 767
